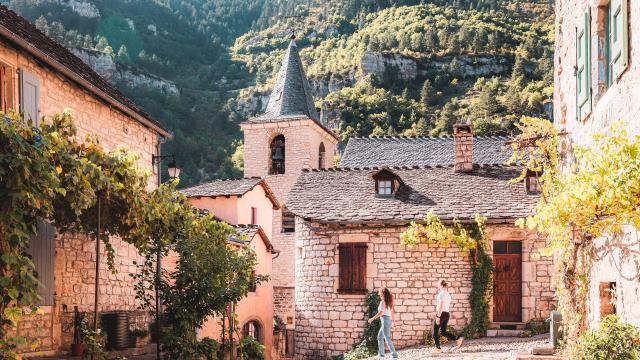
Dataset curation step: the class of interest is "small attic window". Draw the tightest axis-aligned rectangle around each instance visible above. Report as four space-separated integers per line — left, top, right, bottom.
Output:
372 168 403 198
378 180 392 196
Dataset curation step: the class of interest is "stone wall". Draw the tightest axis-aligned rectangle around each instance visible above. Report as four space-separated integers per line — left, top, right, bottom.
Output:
554 0 640 328
0 40 161 355
294 220 555 359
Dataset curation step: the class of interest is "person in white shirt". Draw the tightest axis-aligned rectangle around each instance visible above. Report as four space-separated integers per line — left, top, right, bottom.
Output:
368 288 398 358
432 279 464 353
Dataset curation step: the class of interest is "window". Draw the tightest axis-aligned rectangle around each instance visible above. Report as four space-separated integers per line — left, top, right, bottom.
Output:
377 180 392 196
242 320 263 343
338 243 367 294
493 241 522 254
599 282 616 317
372 169 402 197
318 142 326 169
282 209 295 233
249 270 257 292
251 207 257 225
576 9 591 121
269 134 285 175
0 63 14 113
19 69 40 125
608 0 629 81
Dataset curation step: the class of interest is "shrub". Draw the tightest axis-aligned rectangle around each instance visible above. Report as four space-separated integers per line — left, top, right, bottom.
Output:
238 336 265 360
520 318 549 337
573 315 640 360
195 337 219 360
343 341 375 360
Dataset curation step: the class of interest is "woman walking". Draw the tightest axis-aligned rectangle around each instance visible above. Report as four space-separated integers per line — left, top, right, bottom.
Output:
432 280 464 353
368 288 398 358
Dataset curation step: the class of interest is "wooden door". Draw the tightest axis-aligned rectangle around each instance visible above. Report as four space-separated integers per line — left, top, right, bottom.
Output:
493 241 522 322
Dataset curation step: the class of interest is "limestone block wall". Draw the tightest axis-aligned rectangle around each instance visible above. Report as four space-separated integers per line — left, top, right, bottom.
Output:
294 220 555 359
0 41 162 355
554 0 640 328
294 222 473 359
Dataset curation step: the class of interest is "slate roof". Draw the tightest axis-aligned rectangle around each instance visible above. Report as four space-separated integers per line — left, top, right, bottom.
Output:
340 136 512 168
253 38 320 123
286 165 538 224
228 224 275 252
180 177 279 206
0 5 170 136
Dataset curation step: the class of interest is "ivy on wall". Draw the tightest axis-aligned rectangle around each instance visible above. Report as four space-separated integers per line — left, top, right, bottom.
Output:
401 211 493 338
511 119 640 348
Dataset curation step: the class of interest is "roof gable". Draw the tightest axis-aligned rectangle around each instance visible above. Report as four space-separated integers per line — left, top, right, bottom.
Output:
180 177 279 208
228 224 275 253
340 136 511 168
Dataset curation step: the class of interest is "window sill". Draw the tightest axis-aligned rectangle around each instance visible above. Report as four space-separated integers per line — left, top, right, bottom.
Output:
337 289 369 295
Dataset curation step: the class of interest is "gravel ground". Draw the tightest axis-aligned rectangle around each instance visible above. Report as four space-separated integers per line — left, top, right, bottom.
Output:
367 335 550 360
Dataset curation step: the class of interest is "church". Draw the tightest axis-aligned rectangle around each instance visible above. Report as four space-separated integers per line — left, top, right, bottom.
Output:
183 37 556 359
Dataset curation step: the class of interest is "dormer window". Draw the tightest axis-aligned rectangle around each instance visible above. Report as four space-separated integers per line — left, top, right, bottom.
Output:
524 169 542 194
377 180 392 196
372 168 403 198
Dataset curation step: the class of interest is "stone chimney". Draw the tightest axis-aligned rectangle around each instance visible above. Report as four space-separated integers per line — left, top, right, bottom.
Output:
453 123 473 172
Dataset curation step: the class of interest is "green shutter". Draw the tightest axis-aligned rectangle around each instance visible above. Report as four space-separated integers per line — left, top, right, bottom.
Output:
610 0 629 79
576 9 591 121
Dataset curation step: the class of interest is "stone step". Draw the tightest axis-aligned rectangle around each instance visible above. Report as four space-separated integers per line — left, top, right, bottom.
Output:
487 329 523 337
512 348 563 360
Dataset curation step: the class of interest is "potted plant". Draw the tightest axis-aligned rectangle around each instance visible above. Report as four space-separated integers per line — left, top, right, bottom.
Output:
82 327 105 356
130 328 150 348
71 307 85 356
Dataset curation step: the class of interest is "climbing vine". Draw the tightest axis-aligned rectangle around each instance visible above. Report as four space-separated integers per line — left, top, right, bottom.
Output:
401 211 493 338
0 111 260 359
514 122 640 345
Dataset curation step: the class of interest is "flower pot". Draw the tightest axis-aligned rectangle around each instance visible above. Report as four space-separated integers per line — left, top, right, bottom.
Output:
71 343 84 356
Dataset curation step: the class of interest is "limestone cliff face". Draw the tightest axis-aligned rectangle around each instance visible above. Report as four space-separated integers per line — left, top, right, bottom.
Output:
359 51 418 81
234 52 512 124
71 48 179 95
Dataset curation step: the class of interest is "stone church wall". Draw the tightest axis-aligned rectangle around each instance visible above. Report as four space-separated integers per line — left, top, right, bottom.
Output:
294 220 554 359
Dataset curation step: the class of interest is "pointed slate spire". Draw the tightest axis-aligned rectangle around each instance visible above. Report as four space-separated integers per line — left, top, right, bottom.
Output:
256 36 320 123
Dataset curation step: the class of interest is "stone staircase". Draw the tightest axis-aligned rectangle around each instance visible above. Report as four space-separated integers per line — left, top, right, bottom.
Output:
513 347 564 360
487 322 526 337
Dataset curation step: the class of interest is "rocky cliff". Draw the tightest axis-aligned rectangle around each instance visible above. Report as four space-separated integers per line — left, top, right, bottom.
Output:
71 48 179 95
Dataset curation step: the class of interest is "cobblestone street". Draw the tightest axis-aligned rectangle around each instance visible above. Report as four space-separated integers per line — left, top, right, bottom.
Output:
367 335 551 360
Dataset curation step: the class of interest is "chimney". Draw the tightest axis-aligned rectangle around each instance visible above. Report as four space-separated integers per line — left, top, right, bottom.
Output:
453 123 473 172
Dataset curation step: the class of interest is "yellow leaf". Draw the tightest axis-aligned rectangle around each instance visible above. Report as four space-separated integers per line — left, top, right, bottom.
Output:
55 165 62 174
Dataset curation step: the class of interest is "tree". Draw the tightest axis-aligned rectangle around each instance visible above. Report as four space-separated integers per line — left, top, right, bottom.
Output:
419 79 435 113
117 45 130 62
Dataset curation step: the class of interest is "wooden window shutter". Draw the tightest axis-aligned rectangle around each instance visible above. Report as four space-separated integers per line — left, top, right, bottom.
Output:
610 0 629 79
19 69 39 125
338 243 367 293
576 9 591 122
28 219 56 306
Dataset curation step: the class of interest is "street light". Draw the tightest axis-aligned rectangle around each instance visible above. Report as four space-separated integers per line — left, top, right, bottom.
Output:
151 154 180 360
167 159 181 179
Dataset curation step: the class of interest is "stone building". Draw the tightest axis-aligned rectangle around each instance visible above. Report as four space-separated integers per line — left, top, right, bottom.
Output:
181 178 279 358
0 5 172 356
240 37 340 355
554 0 640 326
285 127 556 358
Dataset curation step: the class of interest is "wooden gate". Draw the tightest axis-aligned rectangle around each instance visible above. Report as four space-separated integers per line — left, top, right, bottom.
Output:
493 241 522 322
